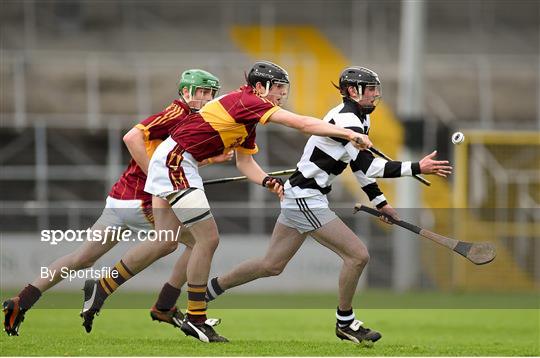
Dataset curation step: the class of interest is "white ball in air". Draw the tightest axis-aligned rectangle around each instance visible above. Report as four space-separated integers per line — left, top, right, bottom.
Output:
452 132 465 145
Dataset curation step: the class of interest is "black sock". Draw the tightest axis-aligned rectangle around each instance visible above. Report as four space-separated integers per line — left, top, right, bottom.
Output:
155 283 181 311
336 307 355 328
17 284 42 310
205 277 224 302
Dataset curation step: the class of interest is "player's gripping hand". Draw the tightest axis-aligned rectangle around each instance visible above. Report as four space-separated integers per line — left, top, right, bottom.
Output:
419 150 453 178
377 203 400 225
349 132 372 150
262 176 284 200
209 150 234 164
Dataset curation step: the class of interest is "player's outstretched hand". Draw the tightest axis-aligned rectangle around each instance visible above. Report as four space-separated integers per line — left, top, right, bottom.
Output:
263 176 284 200
377 203 400 225
419 150 453 177
211 150 234 164
350 132 372 150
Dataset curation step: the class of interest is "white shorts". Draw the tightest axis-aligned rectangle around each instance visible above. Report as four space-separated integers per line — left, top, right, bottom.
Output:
277 195 337 233
94 196 154 233
144 137 203 198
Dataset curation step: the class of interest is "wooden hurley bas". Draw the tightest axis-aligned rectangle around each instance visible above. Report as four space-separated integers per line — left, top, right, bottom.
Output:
353 204 496 265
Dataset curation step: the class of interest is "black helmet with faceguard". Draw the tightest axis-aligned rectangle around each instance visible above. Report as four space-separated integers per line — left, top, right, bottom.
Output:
337 66 382 114
247 61 290 104
247 61 290 88
338 66 380 97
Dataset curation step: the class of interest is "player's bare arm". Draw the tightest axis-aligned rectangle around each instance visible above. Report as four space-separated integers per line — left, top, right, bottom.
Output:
123 127 150 174
235 151 284 199
267 109 372 150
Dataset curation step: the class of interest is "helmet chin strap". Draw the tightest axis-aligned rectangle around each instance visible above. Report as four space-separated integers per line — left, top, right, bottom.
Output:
350 96 375 114
348 85 363 102
259 82 270 97
179 93 189 106
180 91 201 112
360 105 376 115
351 97 376 115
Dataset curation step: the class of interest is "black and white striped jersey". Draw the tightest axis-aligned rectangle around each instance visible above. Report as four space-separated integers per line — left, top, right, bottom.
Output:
284 98 421 209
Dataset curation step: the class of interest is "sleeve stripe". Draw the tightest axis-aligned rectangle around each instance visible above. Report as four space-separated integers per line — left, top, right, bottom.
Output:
350 150 375 173
260 106 281 124
133 124 154 157
151 107 180 127
351 147 422 179
411 162 421 175
383 161 402 177
354 173 375 187
361 182 383 201
400 161 412 176
372 194 387 207
236 145 259 155
375 199 388 209
365 158 387 177
160 106 182 123
147 107 183 129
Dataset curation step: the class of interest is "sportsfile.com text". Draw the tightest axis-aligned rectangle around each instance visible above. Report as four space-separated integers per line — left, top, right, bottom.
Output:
40 226 183 245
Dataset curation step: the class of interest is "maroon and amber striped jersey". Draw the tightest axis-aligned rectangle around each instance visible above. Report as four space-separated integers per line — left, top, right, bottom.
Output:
109 100 190 203
169 85 280 162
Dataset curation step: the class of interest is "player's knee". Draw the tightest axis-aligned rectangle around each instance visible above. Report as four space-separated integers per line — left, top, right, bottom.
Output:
346 247 370 269
157 240 179 257
197 232 220 253
262 260 286 277
207 233 220 251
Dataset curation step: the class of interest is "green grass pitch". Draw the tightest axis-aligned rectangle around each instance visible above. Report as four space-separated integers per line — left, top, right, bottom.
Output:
0 292 538 356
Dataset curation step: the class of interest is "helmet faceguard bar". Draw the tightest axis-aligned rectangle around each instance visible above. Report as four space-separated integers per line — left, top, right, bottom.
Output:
272 78 289 85
259 79 290 103
188 84 220 97
358 83 382 100
178 69 221 110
